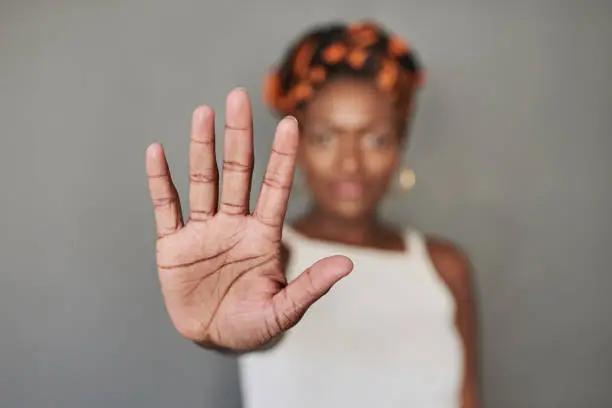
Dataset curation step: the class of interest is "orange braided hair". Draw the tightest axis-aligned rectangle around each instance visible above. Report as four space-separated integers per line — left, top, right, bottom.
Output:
263 21 425 118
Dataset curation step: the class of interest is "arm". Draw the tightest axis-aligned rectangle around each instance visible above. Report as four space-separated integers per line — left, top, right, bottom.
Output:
428 239 480 408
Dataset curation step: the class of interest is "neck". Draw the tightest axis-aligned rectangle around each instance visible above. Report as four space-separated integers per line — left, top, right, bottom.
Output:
296 207 382 246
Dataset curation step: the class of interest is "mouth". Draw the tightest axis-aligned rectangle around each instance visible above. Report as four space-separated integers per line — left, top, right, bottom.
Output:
331 180 366 201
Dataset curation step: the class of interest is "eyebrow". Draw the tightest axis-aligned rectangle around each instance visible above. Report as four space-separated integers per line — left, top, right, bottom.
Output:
313 120 392 134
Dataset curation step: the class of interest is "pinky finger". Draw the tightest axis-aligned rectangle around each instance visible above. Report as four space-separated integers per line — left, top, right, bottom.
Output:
146 143 184 238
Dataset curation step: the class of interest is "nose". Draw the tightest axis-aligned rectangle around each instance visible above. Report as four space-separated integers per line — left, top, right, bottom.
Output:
338 136 361 175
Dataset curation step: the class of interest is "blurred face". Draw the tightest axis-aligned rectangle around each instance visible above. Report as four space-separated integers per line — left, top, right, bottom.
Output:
297 77 406 220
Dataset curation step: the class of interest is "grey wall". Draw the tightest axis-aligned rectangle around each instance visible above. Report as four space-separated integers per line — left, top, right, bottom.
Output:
1 1 611 407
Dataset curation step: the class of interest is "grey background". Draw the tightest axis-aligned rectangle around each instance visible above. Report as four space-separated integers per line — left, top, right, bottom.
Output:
1 1 611 407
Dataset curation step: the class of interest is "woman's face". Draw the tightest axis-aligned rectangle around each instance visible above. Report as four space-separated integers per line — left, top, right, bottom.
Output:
297 77 405 220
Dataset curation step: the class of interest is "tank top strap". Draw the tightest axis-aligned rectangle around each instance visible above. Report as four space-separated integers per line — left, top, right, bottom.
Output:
404 227 428 257
283 225 426 256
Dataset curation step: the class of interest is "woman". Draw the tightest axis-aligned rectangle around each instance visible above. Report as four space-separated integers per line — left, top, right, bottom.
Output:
146 21 478 408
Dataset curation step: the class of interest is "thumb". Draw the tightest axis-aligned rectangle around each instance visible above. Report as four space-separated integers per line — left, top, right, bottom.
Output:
270 255 353 331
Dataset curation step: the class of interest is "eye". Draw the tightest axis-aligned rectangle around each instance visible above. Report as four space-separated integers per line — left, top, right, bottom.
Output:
311 133 334 147
362 133 395 149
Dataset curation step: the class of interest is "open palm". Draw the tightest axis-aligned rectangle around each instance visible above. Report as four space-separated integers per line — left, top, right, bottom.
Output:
146 89 353 351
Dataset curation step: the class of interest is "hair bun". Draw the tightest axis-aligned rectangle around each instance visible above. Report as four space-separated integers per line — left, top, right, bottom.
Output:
263 20 424 116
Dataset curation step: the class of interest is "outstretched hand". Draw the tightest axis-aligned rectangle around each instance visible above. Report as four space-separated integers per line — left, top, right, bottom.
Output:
146 89 353 351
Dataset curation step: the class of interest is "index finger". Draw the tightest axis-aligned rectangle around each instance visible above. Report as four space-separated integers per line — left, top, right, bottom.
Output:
253 116 299 229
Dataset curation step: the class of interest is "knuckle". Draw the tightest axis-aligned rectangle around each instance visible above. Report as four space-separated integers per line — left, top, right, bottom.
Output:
271 148 294 157
262 174 289 190
304 269 319 295
220 201 246 215
152 196 176 208
254 212 282 228
189 210 214 222
223 160 252 173
190 169 218 183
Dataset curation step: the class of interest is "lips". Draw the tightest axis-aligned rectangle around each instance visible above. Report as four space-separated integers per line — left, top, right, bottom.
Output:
332 180 365 200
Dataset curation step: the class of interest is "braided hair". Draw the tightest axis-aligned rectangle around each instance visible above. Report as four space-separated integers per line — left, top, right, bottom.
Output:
263 20 425 122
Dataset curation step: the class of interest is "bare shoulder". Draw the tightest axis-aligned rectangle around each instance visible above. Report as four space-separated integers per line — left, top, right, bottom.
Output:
426 237 473 296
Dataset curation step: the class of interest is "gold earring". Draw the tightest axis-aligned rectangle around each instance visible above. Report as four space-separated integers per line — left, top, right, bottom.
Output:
398 167 416 191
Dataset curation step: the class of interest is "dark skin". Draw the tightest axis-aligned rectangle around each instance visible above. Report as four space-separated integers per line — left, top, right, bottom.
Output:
288 78 480 408
292 77 404 248
146 84 478 407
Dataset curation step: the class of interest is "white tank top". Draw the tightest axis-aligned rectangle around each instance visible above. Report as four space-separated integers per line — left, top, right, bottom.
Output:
238 227 464 408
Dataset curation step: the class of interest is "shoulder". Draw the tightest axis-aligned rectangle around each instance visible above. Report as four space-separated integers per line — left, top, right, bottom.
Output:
425 236 473 297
